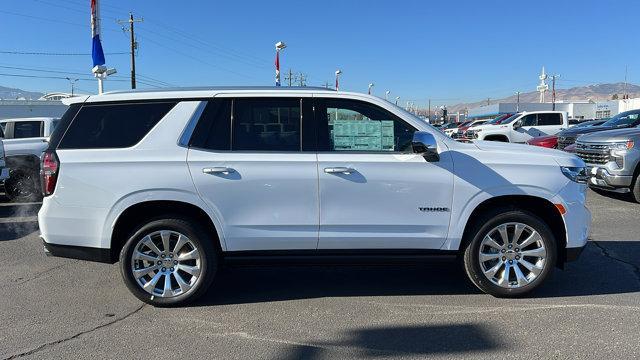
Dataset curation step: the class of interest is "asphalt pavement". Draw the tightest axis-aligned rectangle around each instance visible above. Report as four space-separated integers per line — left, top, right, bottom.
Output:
0 190 638 359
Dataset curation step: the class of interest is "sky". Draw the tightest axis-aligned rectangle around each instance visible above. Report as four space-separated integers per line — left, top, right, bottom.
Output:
1 0 638 107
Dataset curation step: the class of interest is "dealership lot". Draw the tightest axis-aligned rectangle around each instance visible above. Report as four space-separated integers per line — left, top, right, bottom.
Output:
0 191 638 360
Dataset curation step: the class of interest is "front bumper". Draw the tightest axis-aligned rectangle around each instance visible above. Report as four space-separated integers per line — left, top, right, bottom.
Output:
586 166 632 191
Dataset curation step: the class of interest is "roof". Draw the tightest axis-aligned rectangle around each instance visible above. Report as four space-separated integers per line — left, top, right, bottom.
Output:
62 86 354 105
103 86 334 95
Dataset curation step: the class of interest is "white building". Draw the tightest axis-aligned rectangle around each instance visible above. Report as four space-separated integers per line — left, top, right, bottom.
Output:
467 101 597 120
594 98 640 119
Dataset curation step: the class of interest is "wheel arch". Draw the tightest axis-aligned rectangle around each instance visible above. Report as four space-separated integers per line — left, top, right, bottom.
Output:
483 134 510 142
107 196 225 263
453 195 567 268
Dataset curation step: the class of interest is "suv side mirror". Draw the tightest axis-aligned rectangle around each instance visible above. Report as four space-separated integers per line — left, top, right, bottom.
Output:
412 131 439 162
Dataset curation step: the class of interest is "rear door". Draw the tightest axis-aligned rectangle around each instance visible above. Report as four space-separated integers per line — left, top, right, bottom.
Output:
536 113 564 135
314 97 454 250
187 96 320 251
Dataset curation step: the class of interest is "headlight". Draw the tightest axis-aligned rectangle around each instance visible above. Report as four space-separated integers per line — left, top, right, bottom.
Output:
609 140 634 150
561 166 588 184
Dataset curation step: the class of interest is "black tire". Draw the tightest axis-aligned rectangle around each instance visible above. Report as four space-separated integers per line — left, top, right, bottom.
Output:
119 216 218 307
631 171 640 204
462 208 557 297
4 168 42 203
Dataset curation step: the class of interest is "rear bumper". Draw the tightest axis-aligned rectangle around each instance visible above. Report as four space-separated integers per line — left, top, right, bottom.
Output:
42 236 113 263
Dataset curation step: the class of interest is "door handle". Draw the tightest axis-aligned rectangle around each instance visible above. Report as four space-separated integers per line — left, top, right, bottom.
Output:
324 167 355 174
203 167 236 175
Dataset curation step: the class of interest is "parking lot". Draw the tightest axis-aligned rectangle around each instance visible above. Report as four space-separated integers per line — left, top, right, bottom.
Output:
0 191 638 360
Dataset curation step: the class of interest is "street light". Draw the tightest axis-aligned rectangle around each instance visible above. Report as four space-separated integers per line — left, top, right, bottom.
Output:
395 96 400 105
335 70 342 91
65 77 79 96
385 90 390 100
275 41 286 86
368 83 374 95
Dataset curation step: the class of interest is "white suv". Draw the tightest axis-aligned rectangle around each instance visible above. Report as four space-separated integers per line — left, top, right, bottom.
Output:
39 87 591 306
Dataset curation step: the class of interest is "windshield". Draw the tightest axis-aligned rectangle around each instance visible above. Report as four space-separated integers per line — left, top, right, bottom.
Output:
602 110 640 127
487 114 508 124
500 113 522 124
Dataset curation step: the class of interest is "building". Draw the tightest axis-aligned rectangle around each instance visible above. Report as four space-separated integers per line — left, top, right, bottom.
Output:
595 98 640 119
0 99 68 120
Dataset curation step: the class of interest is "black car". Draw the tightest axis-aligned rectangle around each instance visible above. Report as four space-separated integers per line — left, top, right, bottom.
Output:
557 110 640 150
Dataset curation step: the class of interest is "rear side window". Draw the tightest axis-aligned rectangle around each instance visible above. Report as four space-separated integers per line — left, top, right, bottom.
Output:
233 98 301 151
58 102 177 149
537 113 562 126
13 121 42 138
189 99 232 150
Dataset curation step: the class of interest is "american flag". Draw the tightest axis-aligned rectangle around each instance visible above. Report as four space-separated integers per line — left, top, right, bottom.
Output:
275 51 281 86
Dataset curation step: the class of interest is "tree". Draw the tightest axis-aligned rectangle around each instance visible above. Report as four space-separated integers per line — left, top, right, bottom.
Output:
612 94 619 100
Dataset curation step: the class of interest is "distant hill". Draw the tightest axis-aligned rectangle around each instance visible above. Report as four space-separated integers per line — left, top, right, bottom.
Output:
0 85 44 100
448 82 640 113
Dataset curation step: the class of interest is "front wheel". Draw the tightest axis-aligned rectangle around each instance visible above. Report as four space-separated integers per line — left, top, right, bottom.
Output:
463 209 556 297
119 216 217 307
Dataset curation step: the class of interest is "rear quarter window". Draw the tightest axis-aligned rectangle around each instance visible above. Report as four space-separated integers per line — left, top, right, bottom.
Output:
58 101 177 149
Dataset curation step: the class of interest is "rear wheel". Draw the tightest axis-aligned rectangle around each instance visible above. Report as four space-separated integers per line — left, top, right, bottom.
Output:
119 216 217 307
4 168 41 203
463 209 556 297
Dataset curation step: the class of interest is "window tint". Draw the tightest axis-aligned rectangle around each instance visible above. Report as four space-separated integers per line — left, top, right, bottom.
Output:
58 102 177 149
317 98 415 152
13 121 42 138
520 114 537 127
0 122 6 137
190 99 232 150
47 104 80 150
537 113 562 126
232 98 301 151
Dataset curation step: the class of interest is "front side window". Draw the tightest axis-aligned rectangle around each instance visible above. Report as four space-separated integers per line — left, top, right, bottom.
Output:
13 121 42 138
317 98 416 152
537 113 562 126
520 114 537 127
58 101 177 149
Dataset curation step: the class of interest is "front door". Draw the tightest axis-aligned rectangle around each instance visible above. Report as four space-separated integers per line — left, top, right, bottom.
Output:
188 97 319 251
314 98 454 249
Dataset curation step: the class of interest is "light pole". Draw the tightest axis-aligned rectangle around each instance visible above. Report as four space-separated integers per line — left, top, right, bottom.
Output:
395 96 400 105
385 90 390 101
515 91 521 112
368 83 374 95
335 70 342 91
275 41 286 86
65 77 79 96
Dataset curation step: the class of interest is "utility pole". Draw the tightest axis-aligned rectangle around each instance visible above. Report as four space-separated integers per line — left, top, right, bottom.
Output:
297 72 307 87
428 99 431 122
285 69 294 86
550 74 560 110
624 65 628 99
117 13 143 89
487 98 490 106
65 77 79 96
515 91 521 112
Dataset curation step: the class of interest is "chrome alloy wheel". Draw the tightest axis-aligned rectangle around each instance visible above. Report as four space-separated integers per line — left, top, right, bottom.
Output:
130 230 202 298
478 222 547 288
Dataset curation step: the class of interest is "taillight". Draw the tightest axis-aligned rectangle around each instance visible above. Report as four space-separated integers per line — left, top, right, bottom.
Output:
41 151 59 196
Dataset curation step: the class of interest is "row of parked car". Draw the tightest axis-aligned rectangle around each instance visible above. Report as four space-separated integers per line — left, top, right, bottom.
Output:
436 109 640 202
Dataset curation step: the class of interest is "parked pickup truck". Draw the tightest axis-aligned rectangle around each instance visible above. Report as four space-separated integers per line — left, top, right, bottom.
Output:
557 109 640 150
470 111 569 143
0 117 59 201
576 127 640 203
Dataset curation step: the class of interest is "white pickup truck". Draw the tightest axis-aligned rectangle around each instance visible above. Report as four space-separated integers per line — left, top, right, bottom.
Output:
469 111 569 143
0 117 59 201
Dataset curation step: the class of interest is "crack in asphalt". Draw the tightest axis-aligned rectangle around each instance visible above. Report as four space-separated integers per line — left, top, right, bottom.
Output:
592 241 640 284
2 304 146 360
1 263 69 290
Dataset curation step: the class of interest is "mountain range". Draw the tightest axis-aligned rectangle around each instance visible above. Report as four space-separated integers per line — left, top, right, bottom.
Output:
447 82 640 113
0 85 44 100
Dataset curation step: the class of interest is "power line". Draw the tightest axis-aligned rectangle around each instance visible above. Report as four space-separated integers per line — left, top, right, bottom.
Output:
0 50 128 56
